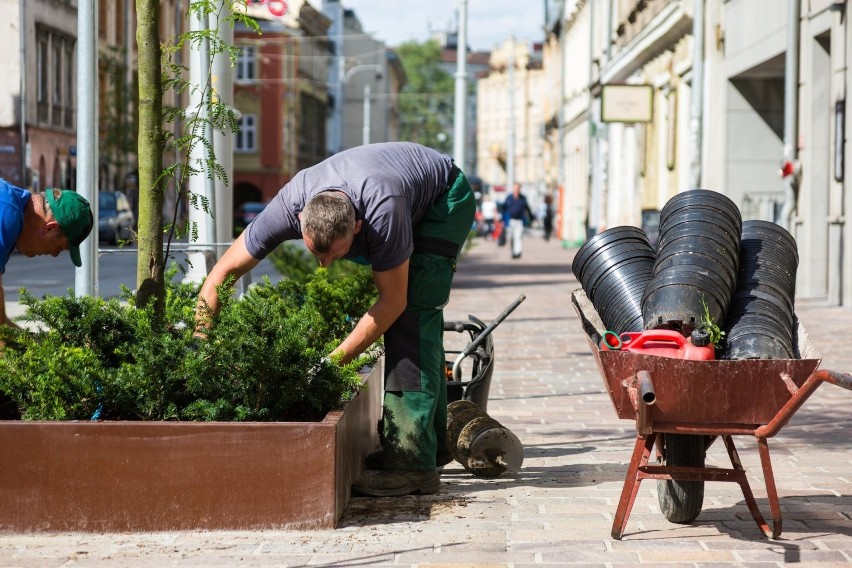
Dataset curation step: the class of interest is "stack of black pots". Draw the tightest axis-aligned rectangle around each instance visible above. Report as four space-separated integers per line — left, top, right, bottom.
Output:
641 189 742 335
571 226 655 334
721 220 799 359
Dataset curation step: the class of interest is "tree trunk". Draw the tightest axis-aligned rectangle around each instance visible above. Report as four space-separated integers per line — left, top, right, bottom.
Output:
135 0 165 314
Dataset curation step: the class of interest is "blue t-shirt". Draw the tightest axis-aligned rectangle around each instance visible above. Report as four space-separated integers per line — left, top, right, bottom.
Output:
0 179 29 274
245 142 454 272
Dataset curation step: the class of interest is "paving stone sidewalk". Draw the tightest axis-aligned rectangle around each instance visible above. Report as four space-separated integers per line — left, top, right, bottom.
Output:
2 230 852 567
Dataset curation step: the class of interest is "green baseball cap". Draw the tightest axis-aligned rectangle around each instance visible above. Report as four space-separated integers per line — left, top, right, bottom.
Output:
46 189 94 267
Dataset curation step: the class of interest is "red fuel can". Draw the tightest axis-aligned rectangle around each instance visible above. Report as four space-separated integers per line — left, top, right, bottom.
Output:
600 329 715 361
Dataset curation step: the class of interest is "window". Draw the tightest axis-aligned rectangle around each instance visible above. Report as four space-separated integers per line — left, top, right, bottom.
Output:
35 27 75 128
37 34 49 122
37 36 48 104
53 43 62 105
52 42 63 126
65 45 74 128
236 114 257 152
236 46 257 81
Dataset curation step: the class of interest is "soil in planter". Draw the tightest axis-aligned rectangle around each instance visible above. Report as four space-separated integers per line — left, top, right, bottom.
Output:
0 392 20 420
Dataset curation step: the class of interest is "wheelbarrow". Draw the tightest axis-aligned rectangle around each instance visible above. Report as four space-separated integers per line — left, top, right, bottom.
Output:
444 294 526 411
571 288 852 540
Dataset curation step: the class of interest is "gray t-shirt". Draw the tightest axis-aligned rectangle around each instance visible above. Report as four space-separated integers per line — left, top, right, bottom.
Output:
244 142 454 272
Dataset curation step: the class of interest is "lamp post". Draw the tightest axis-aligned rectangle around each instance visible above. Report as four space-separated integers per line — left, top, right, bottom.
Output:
453 0 468 170
342 64 382 148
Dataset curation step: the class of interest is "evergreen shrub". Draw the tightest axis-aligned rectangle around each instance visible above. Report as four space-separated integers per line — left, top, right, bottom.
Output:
0 266 379 422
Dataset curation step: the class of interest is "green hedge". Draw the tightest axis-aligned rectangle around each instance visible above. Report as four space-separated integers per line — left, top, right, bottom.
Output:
0 265 378 422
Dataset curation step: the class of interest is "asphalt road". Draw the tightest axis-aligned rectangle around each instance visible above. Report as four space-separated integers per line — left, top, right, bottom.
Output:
2 242 283 302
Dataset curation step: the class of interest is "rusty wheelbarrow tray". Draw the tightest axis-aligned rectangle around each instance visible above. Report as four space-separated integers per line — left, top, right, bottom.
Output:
571 288 852 540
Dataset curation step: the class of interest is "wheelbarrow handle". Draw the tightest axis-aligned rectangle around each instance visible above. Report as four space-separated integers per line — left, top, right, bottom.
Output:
452 294 526 381
756 369 852 439
823 369 852 391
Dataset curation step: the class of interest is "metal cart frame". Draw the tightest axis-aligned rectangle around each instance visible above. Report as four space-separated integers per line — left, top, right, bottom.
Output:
572 289 852 540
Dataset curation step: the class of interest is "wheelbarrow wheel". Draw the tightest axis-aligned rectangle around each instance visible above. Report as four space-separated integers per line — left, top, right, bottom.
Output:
657 434 705 524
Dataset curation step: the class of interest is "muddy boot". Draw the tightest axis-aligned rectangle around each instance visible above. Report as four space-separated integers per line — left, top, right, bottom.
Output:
351 469 440 497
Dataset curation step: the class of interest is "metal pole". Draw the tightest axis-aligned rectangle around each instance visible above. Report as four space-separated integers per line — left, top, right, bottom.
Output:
453 0 468 170
183 4 216 284
586 0 596 241
211 2 234 249
558 0 566 200
337 55 345 152
507 37 516 192
780 0 800 231
19 0 26 187
362 83 371 145
342 64 382 148
75 0 98 297
689 0 705 190
202 11 216 250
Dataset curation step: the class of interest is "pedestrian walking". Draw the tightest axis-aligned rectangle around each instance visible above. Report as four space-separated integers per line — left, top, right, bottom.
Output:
502 184 534 259
194 142 476 497
480 194 498 239
0 179 94 328
542 193 554 241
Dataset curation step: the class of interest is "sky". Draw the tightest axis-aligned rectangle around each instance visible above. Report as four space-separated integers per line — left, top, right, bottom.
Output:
335 0 547 51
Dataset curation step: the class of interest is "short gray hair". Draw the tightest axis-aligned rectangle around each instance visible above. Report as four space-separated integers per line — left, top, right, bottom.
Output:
300 192 357 253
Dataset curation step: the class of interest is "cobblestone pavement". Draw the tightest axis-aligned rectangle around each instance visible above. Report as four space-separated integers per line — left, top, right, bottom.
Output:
2 231 852 567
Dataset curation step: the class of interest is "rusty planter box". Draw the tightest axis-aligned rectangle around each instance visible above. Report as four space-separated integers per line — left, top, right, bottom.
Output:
0 365 381 532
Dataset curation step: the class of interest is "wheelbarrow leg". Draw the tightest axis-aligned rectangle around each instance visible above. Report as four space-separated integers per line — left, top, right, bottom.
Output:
756 436 782 539
612 433 657 540
722 436 775 539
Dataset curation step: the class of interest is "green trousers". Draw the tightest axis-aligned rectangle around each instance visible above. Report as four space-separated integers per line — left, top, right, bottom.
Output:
380 170 476 471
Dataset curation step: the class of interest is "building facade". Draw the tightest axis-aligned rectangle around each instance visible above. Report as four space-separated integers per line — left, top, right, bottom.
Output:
546 0 852 306
476 38 546 206
322 0 406 156
0 0 148 196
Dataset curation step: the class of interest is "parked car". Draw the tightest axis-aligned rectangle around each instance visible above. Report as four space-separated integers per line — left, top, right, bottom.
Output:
233 201 267 236
98 191 136 245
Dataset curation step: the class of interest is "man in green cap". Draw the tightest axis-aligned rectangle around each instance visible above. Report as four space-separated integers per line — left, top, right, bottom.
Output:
0 179 94 328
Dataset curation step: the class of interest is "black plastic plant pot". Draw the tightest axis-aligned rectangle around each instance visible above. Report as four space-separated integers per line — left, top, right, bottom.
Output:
579 241 655 282
658 213 742 244
657 225 741 260
584 253 655 300
722 332 795 360
656 232 740 264
725 314 795 344
654 240 740 279
652 250 738 295
594 273 651 332
596 275 647 310
739 241 798 272
572 226 651 280
641 282 726 334
729 286 795 320
741 220 799 263
661 190 742 224
724 320 795 354
598 282 648 333
575 237 653 278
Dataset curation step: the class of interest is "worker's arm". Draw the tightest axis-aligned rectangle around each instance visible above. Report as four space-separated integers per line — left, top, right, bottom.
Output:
194 232 261 332
0 275 20 329
330 259 409 365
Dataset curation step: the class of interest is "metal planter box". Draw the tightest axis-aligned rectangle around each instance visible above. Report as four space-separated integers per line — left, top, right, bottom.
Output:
0 365 381 532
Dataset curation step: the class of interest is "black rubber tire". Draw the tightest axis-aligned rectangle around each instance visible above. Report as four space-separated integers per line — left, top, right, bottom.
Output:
657 433 705 523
